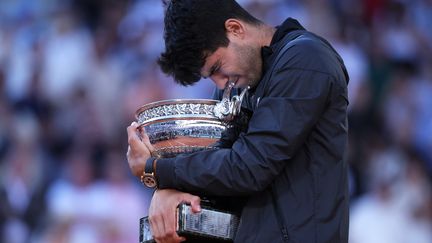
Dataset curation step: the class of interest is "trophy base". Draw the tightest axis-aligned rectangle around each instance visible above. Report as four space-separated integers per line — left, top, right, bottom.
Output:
140 203 239 243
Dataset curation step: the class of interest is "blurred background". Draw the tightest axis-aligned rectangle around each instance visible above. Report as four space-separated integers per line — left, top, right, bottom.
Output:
0 0 431 242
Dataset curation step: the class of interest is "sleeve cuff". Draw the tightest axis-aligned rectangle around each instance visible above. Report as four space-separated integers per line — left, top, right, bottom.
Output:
155 158 176 189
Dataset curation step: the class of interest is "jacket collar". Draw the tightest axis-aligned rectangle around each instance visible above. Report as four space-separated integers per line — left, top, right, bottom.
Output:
270 18 305 46
261 18 305 71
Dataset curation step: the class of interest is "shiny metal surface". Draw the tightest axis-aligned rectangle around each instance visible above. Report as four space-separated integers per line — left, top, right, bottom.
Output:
135 99 227 158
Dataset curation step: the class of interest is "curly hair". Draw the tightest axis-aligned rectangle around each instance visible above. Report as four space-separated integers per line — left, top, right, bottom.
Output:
158 0 262 86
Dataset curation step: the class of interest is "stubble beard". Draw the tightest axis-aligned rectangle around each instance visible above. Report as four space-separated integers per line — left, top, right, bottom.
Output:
237 43 263 88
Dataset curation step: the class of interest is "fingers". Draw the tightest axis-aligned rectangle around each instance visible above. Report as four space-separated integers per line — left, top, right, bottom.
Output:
176 192 201 213
126 122 152 177
149 193 165 241
150 191 185 243
149 190 202 243
161 211 185 243
187 195 202 213
139 128 156 155
127 122 155 154
127 122 143 148
148 214 162 241
150 207 171 241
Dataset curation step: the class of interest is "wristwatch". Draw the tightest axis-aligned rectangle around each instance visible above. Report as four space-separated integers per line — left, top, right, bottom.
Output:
141 157 157 188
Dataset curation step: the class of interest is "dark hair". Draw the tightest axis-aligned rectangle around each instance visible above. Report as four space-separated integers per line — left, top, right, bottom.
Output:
158 0 262 86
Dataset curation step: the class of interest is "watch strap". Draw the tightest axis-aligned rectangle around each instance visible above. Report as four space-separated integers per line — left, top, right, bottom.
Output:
141 157 158 188
145 157 156 174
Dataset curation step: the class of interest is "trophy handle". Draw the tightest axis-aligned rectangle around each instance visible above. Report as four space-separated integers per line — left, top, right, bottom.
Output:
214 81 250 121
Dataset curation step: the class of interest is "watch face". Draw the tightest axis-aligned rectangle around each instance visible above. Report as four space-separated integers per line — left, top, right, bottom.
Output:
143 175 157 188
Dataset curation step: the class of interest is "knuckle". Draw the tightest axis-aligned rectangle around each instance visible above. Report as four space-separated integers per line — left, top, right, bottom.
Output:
128 137 136 144
148 214 160 222
154 235 163 241
165 229 176 238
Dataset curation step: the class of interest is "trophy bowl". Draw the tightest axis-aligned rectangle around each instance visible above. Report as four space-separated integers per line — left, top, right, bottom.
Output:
135 99 227 158
135 98 243 243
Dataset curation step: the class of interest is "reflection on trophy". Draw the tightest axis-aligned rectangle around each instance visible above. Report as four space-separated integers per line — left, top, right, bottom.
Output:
136 99 226 158
136 81 249 243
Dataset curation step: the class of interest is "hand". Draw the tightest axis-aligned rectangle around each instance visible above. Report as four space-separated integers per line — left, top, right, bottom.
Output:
126 122 155 177
149 189 201 243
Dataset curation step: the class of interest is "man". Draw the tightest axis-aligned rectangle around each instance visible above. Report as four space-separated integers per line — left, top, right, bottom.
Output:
127 0 350 242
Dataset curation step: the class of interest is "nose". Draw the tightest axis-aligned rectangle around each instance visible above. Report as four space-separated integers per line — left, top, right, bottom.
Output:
210 74 229 89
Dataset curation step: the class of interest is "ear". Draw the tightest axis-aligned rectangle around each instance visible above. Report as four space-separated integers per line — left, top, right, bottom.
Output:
225 19 245 39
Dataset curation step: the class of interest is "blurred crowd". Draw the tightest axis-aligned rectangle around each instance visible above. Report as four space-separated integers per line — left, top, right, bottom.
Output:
0 0 431 242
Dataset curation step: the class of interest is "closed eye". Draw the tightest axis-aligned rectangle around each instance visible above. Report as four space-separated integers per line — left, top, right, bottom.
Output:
209 61 221 77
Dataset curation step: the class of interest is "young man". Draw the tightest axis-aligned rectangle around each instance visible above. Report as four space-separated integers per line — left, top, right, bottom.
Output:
127 0 350 242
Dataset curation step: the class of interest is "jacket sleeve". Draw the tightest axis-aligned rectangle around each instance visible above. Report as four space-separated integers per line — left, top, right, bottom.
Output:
156 66 335 196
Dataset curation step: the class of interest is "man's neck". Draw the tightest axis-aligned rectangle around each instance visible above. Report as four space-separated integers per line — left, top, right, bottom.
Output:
258 25 277 47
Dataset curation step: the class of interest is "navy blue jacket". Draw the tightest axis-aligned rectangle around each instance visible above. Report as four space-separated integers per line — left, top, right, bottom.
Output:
155 18 350 243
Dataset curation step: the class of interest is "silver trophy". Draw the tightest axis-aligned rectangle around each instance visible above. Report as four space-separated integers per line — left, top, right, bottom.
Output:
136 81 249 242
